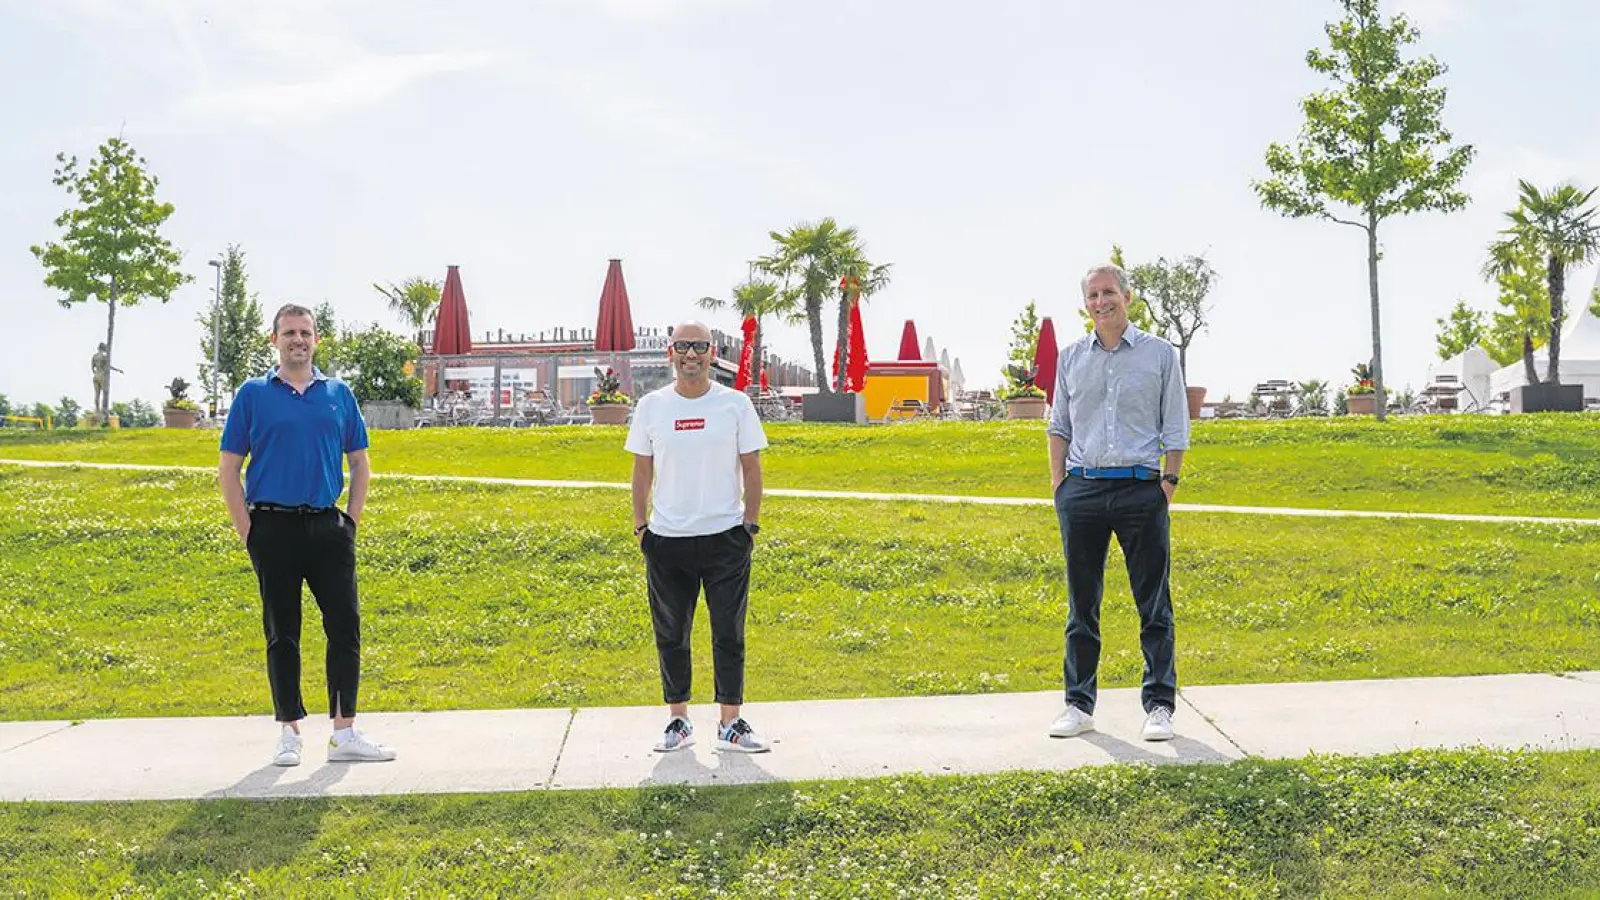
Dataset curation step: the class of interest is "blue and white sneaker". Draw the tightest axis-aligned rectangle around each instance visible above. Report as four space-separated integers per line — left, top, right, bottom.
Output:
715 717 771 753
654 716 695 752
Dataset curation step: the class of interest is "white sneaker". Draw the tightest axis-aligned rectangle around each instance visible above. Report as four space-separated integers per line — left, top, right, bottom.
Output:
1048 705 1095 738
272 727 302 767
715 718 771 753
326 729 397 762
1141 706 1175 742
654 716 695 753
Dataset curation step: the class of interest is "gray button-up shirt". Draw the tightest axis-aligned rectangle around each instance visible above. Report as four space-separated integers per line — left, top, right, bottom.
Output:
1046 324 1190 469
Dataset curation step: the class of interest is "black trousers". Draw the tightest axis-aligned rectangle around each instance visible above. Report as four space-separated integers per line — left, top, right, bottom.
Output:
641 525 754 706
1054 477 1178 715
245 508 362 722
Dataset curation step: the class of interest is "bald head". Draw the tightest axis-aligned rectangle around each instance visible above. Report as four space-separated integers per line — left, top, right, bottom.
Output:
671 320 711 341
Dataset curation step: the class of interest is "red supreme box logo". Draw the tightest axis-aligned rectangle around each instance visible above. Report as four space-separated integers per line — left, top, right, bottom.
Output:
674 418 706 431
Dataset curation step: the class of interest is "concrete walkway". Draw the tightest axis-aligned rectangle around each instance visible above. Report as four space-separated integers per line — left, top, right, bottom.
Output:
4 458 1599 526
2 672 1596 802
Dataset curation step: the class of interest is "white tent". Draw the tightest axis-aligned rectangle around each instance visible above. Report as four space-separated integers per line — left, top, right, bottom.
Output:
1425 345 1497 410
1488 270 1600 404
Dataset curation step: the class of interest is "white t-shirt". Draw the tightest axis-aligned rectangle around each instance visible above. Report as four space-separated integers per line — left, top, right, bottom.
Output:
625 382 768 537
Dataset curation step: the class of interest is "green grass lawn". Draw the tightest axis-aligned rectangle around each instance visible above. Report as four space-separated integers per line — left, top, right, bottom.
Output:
3 749 1596 898
3 414 1600 515
3 465 1595 721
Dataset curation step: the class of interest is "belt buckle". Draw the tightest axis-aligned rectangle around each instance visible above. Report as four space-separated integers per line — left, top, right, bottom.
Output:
1081 467 1098 480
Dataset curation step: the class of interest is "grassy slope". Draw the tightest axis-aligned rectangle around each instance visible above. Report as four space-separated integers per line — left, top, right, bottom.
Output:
3 415 1600 515
2 467 1595 721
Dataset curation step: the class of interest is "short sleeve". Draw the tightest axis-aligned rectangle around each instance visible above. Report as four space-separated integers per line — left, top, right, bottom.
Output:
624 395 653 456
220 383 254 456
342 384 370 453
736 394 768 454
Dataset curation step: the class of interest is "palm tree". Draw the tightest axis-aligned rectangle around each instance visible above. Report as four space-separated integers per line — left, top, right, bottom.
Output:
1481 234 1547 386
832 244 892 392
755 219 858 393
697 277 795 392
1498 180 1600 384
373 277 443 340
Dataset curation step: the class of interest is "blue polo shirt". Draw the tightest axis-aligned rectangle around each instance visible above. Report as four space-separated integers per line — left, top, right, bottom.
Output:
220 366 369 508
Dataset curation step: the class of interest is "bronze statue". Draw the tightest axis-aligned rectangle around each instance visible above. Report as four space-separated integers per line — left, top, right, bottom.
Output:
91 342 123 416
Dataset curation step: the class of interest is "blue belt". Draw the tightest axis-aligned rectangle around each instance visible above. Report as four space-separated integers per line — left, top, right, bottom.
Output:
1068 466 1160 481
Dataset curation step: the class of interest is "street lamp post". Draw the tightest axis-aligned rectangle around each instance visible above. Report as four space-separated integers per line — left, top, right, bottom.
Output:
208 258 223 420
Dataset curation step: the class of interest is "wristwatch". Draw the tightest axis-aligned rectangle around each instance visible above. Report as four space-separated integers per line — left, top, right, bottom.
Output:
634 522 649 535
743 522 761 536
1161 474 1180 486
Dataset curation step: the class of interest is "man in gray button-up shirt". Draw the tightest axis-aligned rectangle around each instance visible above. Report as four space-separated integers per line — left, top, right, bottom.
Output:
1045 263 1189 743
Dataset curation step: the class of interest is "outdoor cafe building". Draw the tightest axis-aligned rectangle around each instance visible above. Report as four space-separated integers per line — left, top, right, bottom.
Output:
415 261 815 414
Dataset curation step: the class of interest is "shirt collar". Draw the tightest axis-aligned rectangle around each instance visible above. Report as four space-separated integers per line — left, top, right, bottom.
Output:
269 365 329 384
1090 322 1147 352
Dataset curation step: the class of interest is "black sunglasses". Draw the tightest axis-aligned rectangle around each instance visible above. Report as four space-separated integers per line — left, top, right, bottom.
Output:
671 340 712 353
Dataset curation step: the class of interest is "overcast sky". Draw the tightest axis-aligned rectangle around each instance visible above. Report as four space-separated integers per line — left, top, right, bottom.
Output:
2 0 1597 410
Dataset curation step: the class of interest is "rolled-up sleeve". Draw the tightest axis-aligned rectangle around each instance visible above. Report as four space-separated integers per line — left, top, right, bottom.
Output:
1046 345 1073 441
1159 344 1190 451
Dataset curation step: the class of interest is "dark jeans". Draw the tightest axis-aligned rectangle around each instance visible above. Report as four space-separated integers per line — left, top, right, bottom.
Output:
641 525 754 706
245 508 362 722
1054 477 1177 714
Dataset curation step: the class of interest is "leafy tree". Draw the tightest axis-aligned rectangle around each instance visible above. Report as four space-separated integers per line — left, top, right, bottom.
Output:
30 402 55 425
111 398 160 428
198 245 275 407
30 137 191 418
1253 0 1474 420
329 325 423 408
697 276 797 391
1129 255 1218 379
55 396 82 428
1433 299 1486 360
831 244 892 391
0 395 9 417
374 277 442 335
756 219 863 392
1006 301 1040 373
1295 379 1330 416
311 301 341 374
1481 234 1548 380
1495 180 1600 383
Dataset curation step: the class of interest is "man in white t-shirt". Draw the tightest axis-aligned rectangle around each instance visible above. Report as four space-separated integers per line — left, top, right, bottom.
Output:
625 320 771 754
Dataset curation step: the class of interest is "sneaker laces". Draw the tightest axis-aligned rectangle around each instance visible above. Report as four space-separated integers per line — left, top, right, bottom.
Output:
1148 707 1173 725
721 718 753 740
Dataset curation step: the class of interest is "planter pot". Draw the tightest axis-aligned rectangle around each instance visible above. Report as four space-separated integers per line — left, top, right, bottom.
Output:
162 407 200 428
588 403 630 425
362 399 417 430
1005 397 1047 420
1185 386 1207 420
1345 393 1376 415
802 391 866 424
1510 383 1584 413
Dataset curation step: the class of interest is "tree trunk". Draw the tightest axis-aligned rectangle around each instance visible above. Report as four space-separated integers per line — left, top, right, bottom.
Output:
1521 332 1539 386
1546 254 1564 384
104 276 119 418
1366 217 1386 422
834 295 852 392
807 296 829 393
751 320 764 397
1177 344 1188 383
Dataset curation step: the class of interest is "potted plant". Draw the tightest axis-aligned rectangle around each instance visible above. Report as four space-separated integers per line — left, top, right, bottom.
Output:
587 366 631 425
998 364 1048 420
162 377 202 428
1345 362 1376 415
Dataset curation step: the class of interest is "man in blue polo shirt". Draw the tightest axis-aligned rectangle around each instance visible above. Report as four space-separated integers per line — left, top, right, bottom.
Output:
1046 263 1190 743
219 303 396 767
